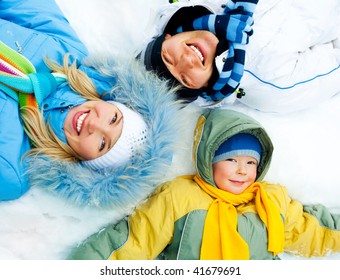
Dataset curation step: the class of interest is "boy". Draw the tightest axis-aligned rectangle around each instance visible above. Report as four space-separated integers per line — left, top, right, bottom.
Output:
68 109 340 260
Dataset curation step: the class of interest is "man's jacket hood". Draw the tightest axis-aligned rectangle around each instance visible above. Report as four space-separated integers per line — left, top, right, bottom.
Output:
193 109 274 186
24 56 181 211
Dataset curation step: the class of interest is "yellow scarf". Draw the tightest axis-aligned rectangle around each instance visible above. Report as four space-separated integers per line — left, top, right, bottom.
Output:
194 175 284 260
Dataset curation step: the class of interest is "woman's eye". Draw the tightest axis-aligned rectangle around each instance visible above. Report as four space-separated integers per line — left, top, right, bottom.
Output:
110 113 117 124
99 138 106 152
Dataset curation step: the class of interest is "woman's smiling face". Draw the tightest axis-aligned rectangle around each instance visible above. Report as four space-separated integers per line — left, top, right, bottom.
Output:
161 30 219 89
63 100 123 160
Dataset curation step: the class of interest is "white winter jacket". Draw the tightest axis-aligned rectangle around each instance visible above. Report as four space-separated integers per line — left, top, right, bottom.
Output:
140 0 340 113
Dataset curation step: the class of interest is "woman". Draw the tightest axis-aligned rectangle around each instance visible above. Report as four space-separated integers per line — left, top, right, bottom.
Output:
0 0 181 212
138 0 340 112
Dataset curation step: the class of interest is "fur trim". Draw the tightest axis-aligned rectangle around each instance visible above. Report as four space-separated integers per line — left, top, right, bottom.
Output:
25 56 181 209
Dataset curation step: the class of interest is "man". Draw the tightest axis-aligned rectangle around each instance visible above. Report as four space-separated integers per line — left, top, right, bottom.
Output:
138 0 340 113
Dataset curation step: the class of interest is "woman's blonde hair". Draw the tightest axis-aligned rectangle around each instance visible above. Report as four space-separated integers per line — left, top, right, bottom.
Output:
20 54 101 162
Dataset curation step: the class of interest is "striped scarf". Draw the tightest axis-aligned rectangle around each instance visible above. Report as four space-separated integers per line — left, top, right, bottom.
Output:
176 0 259 101
194 175 284 260
0 41 65 109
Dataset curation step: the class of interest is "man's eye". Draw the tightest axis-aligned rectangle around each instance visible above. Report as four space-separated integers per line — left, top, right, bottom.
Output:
110 113 117 124
162 53 171 65
181 76 191 88
99 138 106 152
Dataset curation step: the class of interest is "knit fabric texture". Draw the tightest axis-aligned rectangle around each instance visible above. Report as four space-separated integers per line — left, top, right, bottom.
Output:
176 0 259 101
212 133 262 164
0 41 38 108
0 41 64 108
82 101 148 170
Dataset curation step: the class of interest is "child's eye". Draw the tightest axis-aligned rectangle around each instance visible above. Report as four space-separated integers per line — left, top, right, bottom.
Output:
248 161 257 165
99 138 106 152
226 158 236 162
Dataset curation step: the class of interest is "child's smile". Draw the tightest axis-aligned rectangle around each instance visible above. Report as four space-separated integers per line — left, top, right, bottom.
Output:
213 156 258 194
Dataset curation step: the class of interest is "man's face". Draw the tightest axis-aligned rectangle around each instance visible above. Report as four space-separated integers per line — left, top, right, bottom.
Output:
161 30 219 89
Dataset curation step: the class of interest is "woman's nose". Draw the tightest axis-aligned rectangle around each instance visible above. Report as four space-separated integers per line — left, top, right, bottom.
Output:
88 118 101 134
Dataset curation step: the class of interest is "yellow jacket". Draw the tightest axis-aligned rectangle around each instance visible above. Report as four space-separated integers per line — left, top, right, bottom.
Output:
68 175 340 260
68 109 340 260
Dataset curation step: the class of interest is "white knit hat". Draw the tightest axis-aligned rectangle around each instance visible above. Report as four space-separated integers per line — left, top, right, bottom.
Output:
82 101 148 170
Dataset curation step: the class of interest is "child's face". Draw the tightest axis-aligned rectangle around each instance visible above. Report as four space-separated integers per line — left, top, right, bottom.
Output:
212 156 258 195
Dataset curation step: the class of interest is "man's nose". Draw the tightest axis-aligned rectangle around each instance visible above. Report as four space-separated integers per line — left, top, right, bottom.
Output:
181 52 196 68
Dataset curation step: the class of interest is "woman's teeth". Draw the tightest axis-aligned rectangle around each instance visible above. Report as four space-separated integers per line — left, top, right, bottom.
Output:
77 113 88 133
190 45 204 62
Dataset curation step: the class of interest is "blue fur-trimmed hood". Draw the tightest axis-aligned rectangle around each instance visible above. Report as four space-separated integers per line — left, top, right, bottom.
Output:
25 56 181 209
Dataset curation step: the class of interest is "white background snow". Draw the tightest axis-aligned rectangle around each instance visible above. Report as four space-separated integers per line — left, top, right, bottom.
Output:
0 0 340 261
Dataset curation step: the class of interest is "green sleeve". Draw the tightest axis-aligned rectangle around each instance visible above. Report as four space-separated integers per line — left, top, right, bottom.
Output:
303 204 340 230
67 218 129 260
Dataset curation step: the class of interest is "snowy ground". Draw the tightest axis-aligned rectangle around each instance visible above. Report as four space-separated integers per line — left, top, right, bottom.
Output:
0 0 340 260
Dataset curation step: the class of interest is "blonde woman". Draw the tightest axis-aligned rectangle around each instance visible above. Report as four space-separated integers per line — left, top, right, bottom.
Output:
0 0 180 212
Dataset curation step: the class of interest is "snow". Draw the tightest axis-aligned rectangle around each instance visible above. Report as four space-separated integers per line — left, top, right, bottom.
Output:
0 0 340 260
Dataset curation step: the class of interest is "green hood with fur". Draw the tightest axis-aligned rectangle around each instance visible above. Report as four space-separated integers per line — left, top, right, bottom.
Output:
193 109 274 186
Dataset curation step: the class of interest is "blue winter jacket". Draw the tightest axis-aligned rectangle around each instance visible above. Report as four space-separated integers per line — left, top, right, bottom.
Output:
0 0 109 200
1 0 181 212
